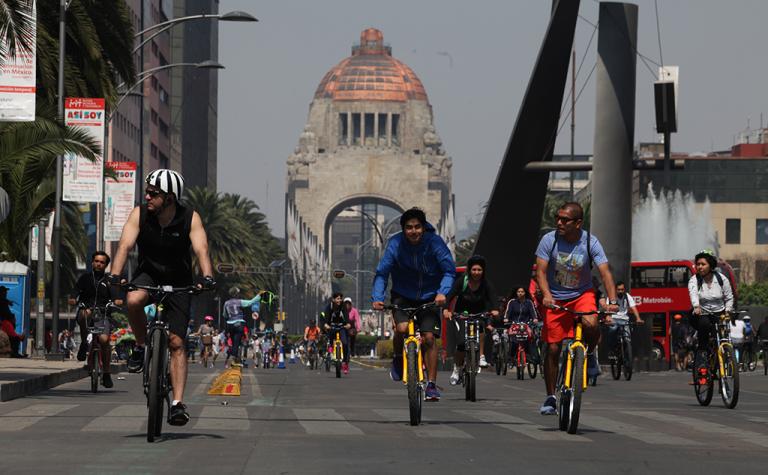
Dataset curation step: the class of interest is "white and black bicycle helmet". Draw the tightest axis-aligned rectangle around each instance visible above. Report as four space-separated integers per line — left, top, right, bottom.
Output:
145 169 184 200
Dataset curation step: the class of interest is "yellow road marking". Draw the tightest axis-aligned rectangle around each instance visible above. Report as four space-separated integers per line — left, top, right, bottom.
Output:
207 367 242 396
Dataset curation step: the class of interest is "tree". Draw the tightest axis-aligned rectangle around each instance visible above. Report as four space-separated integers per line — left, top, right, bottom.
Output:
0 0 36 65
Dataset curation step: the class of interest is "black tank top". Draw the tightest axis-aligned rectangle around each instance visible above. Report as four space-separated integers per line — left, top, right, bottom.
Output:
137 204 194 285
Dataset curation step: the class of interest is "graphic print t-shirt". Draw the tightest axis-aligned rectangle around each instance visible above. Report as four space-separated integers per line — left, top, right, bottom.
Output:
535 230 608 301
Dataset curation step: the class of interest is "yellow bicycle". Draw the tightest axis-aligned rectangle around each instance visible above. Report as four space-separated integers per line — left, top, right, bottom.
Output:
552 305 611 434
693 312 739 409
328 323 345 379
385 302 434 426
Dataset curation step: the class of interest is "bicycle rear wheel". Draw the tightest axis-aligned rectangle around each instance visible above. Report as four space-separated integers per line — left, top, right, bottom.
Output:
719 345 739 409
90 347 100 394
623 339 633 381
693 351 714 406
147 329 166 443
406 341 421 426
566 347 585 434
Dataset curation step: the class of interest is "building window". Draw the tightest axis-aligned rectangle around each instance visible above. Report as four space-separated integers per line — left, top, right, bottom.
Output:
150 143 158 158
391 114 400 145
159 86 168 104
725 218 741 244
159 152 169 169
150 109 158 124
352 113 361 145
757 219 768 245
159 119 169 138
756 260 768 281
338 113 348 145
151 76 158 91
378 113 387 143
364 113 375 139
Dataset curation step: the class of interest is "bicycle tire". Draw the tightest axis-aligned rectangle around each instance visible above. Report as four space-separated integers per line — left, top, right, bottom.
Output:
557 350 570 431
764 348 768 375
527 358 538 379
516 350 524 380
466 341 476 402
495 344 502 376
147 329 165 443
324 354 330 372
623 339 633 381
567 346 585 434
693 351 714 406
90 347 100 394
502 340 508 376
406 341 421 426
719 345 739 409
335 344 342 378
611 342 621 380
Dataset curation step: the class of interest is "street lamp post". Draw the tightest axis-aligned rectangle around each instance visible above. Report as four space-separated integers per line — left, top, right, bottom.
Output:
132 11 257 54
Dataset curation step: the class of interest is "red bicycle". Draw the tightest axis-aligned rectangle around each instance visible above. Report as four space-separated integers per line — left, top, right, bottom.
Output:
510 322 533 380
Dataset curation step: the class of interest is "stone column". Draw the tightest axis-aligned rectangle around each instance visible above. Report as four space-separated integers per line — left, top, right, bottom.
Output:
591 2 637 287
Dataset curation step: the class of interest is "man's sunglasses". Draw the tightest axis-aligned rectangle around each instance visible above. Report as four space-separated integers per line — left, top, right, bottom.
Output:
145 188 164 198
554 215 579 224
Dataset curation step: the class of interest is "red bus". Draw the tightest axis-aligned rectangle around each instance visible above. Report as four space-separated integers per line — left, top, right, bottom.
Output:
630 259 737 364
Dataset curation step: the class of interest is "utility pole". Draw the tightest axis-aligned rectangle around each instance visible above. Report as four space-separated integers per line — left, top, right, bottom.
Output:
570 48 576 201
35 218 47 356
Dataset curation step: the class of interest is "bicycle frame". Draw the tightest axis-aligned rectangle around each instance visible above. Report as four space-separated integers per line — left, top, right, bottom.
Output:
402 319 424 384
562 319 588 392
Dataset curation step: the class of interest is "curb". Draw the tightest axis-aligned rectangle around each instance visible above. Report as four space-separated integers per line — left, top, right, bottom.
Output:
0 363 127 402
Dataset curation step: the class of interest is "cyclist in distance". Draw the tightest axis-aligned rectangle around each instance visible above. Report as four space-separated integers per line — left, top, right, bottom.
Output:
687 250 733 376
223 287 262 367
108 169 215 426
444 255 498 385
68 251 123 388
599 281 644 356
504 285 539 365
321 292 351 374
372 207 456 401
535 202 618 415
304 318 321 366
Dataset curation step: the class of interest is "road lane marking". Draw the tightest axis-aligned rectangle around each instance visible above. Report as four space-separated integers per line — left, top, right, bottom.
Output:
208 367 242 396
638 391 690 401
454 409 590 442
292 408 363 435
194 405 250 431
583 415 701 446
82 405 146 432
373 409 473 439
626 411 768 448
0 404 78 432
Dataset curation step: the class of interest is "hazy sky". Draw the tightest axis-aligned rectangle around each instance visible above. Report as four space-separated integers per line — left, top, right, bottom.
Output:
217 0 768 236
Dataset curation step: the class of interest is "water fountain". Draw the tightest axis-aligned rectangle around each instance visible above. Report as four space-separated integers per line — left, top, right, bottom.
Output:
632 183 717 261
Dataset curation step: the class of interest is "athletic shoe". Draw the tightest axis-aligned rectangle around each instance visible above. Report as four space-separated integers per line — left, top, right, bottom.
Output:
169 402 190 426
342 362 349 374
449 365 461 385
127 346 145 373
479 355 489 368
77 342 88 362
101 374 114 388
540 395 557 415
390 357 403 381
425 382 440 401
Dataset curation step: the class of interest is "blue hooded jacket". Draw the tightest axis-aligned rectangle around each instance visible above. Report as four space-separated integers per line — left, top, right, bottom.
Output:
372 222 456 302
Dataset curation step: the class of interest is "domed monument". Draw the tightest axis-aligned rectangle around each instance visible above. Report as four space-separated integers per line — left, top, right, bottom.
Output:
286 28 454 295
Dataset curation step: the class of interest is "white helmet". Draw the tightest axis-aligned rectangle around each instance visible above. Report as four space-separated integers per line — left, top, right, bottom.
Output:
145 169 184 200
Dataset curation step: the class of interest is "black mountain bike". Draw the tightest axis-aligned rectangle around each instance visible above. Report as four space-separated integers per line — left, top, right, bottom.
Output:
454 312 490 402
693 312 739 409
492 322 512 376
79 301 118 393
608 321 634 381
127 283 202 443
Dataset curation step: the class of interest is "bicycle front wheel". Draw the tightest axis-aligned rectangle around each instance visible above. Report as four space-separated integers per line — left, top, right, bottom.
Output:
610 343 621 380
516 350 525 380
406 341 421 426
501 340 509 376
90 347 100 394
147 330 166 443
335 346 342 379
495 344 502 376
566 346 585 434
693 351 714 406
623 339 633 381
719 345 739 409
466 342 477 402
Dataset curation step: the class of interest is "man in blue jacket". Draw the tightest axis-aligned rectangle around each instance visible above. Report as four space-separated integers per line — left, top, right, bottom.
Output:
372 207 456 401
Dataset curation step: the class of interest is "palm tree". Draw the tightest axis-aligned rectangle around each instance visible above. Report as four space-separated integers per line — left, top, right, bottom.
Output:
0 0 36 65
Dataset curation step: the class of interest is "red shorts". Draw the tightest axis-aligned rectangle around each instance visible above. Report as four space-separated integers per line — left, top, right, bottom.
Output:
542 290 597 344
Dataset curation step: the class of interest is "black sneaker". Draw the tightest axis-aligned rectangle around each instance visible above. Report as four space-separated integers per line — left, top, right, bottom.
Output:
77 342 88 362
128 346 145 373
101 373 113 388
169 402 190 426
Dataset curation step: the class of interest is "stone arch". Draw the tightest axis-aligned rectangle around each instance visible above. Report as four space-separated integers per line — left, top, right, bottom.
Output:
322 194 406 249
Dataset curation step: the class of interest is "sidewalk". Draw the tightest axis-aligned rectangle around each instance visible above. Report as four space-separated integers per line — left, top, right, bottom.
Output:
0 358 126 402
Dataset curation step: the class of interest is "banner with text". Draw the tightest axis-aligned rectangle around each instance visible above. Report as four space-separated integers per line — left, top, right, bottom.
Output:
63 97 105 202
104 161 136 241
0 0 37 121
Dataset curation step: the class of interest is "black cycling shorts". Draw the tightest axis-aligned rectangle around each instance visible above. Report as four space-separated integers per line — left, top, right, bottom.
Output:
132 272 191 338
391 292 441 335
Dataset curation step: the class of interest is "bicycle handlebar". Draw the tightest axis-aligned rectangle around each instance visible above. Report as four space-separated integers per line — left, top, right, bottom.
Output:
452 312 492 321
550 304 615 317
383 302 437 313
125 283 203 295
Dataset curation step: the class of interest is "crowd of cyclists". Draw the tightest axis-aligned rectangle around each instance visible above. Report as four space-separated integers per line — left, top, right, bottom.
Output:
68 167 768 432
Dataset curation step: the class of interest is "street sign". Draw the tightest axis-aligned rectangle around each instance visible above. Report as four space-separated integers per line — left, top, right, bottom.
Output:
332 270 346 279
216 263 235 274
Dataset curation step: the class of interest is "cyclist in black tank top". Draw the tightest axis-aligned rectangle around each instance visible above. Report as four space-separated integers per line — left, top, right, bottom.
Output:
109 169 215 426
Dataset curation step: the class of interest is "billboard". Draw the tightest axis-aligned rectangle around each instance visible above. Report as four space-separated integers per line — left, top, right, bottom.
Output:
0 0 36 121
104 161 137 242
63 97 105 202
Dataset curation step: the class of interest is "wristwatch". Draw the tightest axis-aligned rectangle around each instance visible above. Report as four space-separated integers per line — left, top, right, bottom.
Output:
608 299 618 305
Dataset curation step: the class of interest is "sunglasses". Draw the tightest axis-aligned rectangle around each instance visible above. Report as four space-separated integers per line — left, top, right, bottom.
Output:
145 188 164 198
554 215 578 224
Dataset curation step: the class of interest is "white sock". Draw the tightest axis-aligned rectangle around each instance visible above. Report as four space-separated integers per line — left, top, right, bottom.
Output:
547 394 556 400
172 400 181 406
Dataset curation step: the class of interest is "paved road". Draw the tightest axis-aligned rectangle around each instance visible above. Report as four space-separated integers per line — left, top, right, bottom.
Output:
1 361 767 474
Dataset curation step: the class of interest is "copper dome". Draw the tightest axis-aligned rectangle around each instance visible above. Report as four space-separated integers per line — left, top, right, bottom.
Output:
314 29 428 103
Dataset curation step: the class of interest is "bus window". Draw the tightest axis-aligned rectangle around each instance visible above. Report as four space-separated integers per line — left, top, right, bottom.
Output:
667 266 691 288
631 267 666 288
647 313 667 337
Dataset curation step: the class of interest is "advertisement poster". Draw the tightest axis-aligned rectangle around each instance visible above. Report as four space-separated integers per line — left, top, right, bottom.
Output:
0 1 36 121
63 97 104 202
104 161 136 241
30 212 53 262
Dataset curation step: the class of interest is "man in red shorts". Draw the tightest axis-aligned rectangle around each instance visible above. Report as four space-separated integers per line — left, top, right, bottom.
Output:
535 202 618 415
